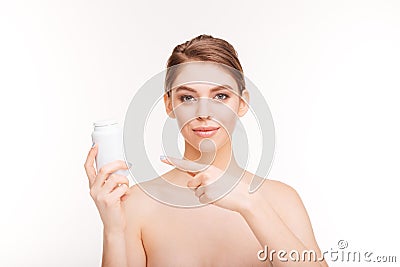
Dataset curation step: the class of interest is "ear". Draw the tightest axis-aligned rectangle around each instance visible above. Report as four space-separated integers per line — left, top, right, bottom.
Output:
238 89 249 117
164 92 176 118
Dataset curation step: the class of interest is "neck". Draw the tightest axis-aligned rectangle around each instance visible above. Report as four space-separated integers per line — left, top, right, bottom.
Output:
183 140 241 172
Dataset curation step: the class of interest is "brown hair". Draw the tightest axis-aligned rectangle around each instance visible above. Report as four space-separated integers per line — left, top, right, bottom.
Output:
165 34 245 96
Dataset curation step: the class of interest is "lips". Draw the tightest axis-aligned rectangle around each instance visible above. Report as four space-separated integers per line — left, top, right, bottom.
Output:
192 126 220 138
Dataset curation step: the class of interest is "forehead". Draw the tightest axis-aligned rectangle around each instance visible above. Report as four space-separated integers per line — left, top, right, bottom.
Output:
171 61 238 91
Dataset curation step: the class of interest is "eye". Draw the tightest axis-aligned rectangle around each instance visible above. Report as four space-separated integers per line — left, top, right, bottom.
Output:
214 93 229 101
180 95 197 102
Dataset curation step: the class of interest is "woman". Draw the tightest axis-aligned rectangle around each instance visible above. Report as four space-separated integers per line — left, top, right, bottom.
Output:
84 34 328 267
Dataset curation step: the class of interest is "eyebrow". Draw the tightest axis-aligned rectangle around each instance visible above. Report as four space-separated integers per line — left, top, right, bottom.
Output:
173 84 234 93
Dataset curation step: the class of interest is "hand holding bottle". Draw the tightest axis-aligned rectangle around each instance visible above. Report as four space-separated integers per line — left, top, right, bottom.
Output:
84 144 130 233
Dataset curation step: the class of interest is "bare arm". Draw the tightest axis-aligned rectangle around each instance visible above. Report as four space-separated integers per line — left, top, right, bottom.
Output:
123 185 147 267
239 181 328 267
102 230 128 267
101 220 146 267
102 186 147 267
84 145 146 267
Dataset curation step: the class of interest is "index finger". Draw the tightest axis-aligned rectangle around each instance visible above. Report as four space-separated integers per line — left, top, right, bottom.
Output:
160 155 209 176
84 144 98 187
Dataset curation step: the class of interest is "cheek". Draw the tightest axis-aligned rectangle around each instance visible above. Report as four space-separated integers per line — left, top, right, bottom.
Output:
174 106 196 130
171 98 197 129
180 123 191 137
213 104 239 134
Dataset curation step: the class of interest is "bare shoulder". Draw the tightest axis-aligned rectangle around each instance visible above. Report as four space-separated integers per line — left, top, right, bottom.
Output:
122 168 186 213
124 183 150 205
247 175 306 216
259 179 300 202
122 178 164 221
249 177 326 264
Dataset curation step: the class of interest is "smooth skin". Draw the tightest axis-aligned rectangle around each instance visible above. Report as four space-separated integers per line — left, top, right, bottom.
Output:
84 147 131 267
84 148 328 266
84 73 329 266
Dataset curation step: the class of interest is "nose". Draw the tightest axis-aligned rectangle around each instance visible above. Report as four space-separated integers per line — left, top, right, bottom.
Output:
195 98 213 120
197 114 211 120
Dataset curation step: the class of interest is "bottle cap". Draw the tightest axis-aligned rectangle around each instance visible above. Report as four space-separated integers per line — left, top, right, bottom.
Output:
93 119 118 127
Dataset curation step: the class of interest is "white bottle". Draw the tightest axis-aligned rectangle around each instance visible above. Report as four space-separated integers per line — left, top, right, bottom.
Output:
91 119 130 176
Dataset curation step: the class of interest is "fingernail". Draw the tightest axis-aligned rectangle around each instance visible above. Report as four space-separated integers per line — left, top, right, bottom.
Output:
160 155 166 161
127 162 132 168
91 142 96 148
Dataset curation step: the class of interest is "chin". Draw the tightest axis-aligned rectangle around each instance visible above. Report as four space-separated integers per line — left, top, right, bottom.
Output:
184 134 230 153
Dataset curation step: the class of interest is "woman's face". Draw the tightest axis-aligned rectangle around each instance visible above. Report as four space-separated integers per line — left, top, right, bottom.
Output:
164 62 249 152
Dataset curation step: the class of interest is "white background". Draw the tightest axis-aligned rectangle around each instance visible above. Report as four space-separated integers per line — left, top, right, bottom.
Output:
1 0 399 266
